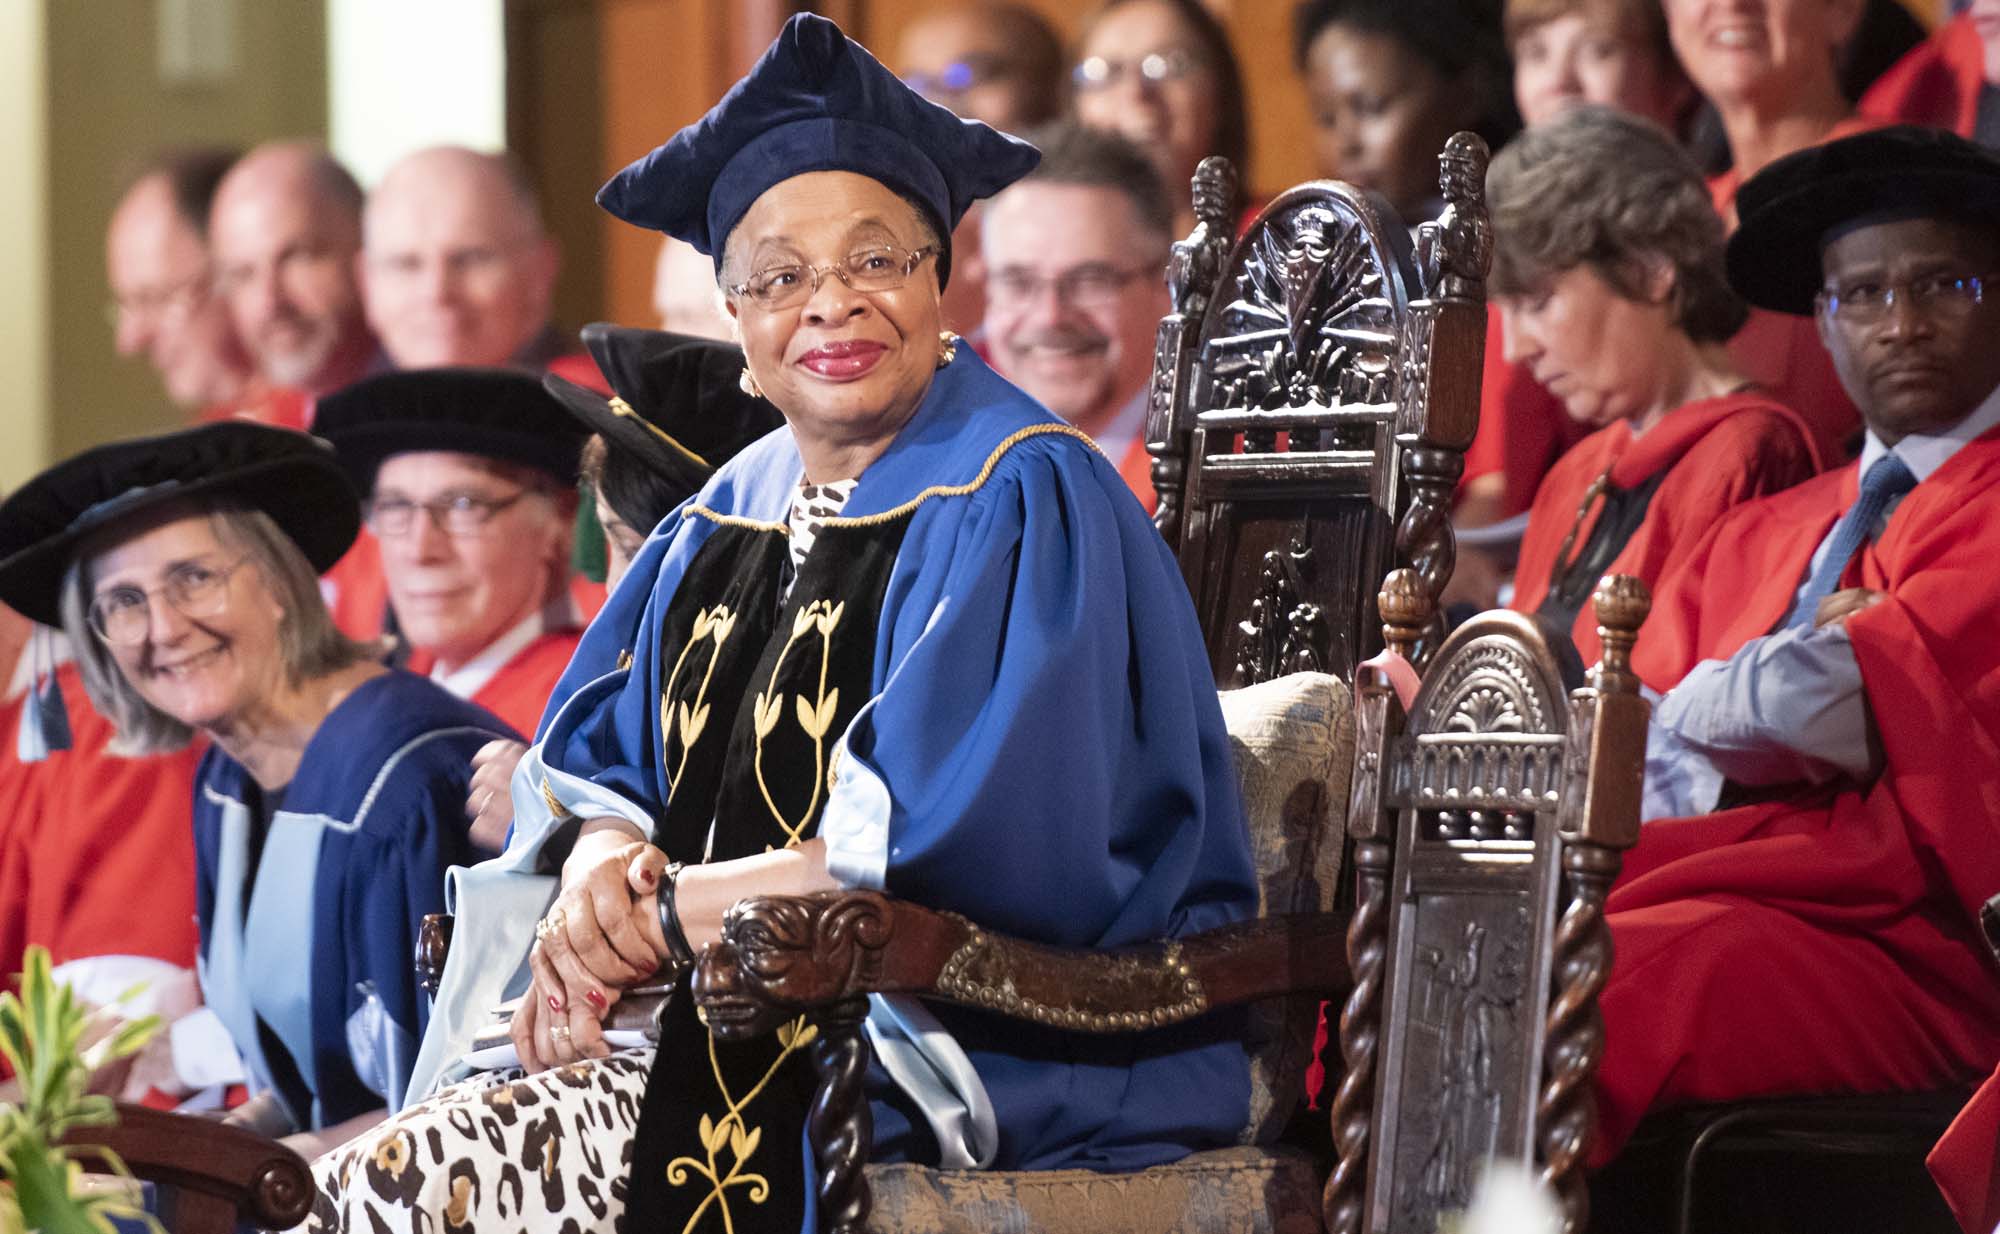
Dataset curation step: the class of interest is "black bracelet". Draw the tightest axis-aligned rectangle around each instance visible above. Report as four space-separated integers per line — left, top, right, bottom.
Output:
657 861 696 970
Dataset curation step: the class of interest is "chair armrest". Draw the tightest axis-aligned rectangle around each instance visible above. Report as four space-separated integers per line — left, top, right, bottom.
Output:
691 889 1348 1042
59 1102 314 1232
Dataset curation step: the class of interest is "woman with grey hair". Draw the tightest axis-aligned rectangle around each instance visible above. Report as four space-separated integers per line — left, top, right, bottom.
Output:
1493 105 1824 663
0 422 512 1157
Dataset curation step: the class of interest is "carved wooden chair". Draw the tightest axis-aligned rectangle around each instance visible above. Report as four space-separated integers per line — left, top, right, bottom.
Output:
1327 570 1651 1234
1147 134 1488 688
689 571 1650 1234
57 1102 313 1233
413 136 1496 1233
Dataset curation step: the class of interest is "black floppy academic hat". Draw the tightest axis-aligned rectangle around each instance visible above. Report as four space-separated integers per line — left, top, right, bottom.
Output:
313 367 588 490
1727 125 2000 315
544 325 785 496
0 422 360 628
595 12 1040 289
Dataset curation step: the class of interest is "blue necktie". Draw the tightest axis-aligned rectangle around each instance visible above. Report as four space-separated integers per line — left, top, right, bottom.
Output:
1789 453 1917 628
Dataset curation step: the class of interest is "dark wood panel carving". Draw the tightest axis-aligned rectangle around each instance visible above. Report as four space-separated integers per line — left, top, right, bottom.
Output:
1336 573 1651 1234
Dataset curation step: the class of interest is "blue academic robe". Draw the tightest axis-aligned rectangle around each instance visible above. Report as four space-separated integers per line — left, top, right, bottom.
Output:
193 670 513 1130
418 350 1257 1180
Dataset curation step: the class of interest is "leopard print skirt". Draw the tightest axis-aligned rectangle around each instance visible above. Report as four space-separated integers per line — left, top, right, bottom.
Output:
303 1048 655 1234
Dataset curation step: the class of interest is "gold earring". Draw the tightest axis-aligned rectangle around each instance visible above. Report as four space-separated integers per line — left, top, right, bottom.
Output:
739 365 764 398
937 331 960 369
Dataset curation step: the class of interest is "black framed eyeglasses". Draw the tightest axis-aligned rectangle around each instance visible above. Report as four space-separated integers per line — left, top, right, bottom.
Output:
89 557 249 645
728 244 939 312
1816 272 1993 324
364 490 531 537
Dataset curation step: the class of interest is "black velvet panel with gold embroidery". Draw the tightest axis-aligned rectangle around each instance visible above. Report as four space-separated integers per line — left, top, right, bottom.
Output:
630 510 911 1234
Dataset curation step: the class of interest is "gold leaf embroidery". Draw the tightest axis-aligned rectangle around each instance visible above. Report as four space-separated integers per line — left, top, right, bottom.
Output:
661 605 735 796
664 1014 814 1233
752 599 844 848
752 691 782 739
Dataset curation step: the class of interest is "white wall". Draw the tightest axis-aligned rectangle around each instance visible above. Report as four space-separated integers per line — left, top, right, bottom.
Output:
0 0 51 489
328 0 506 185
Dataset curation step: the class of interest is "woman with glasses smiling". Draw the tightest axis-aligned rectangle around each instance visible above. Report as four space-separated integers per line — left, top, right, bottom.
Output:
0 421 511 1159
316 15 1257 1234
1071 0 1248 236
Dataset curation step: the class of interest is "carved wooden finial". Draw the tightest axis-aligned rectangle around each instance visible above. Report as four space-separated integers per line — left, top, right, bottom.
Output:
1592 574 1651 691
1190 156 1238 233
1438 131 1489 205
1379 568 1432 661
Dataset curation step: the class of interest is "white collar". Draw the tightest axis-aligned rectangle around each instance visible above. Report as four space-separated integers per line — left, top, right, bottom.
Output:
430 596 575 700
1857 377 2000 484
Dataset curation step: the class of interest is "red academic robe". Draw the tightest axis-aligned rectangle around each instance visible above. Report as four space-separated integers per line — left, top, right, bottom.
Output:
1511 391 1820 664
404 626 583 738
1861 14 1984 137
1592 426 2000 1164
1932 1064 2000 1234
0 663 202 987
1464 310 1593 519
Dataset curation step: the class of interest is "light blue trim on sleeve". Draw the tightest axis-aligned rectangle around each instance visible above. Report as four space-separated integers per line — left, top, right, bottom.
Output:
401 859 558 1106
864 994 998 1169
820 703 890 892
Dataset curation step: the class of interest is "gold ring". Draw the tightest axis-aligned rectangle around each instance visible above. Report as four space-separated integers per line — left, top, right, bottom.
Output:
551 1024 572 1043
535 909 567 942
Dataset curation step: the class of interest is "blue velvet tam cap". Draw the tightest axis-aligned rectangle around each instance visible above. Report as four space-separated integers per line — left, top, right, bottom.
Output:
595 12 1041 290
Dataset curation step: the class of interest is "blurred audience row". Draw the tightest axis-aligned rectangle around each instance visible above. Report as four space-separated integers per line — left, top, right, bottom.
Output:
13 0 2000 1171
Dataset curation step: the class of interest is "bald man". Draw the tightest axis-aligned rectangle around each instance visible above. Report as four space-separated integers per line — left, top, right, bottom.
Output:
106 149 257 413
361 146 571 370
209 141 378 398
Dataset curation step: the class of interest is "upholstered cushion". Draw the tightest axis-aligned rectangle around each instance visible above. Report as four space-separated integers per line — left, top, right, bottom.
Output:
865 1145 1324 1234
1217 671 1354 1145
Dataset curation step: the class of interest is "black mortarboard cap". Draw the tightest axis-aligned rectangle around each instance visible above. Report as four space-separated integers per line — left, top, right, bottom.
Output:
594 12 1040 289
0 422 360 627
544 324 785 497
313 368 588 491
1729 125 2000 315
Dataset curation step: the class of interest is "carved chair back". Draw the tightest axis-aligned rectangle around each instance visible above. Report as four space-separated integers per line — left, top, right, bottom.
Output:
1147 134 1490 688
1326 570 1651 1234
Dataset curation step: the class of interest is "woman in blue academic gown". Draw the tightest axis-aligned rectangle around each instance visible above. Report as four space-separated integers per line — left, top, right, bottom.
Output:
0 423 512 1156
311 15 1258 1234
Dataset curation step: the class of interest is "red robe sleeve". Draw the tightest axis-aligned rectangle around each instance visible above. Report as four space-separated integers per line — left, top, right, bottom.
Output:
1629 466 1849 692
1860 14 1983 137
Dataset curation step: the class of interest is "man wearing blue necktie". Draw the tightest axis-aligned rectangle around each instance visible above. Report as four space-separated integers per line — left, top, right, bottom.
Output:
1583 126 2000 1170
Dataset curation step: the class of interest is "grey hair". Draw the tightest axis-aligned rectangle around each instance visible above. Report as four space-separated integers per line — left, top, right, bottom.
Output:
1488 105 1747 343
1010 120 1175 244
60 502 376 756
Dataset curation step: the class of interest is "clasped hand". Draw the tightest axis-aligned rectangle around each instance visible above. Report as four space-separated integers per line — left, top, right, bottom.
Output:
511 838 673 1072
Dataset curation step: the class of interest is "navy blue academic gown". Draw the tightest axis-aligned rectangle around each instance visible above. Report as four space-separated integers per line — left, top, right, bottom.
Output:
507 349 1259 1182
193 670 513 1129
